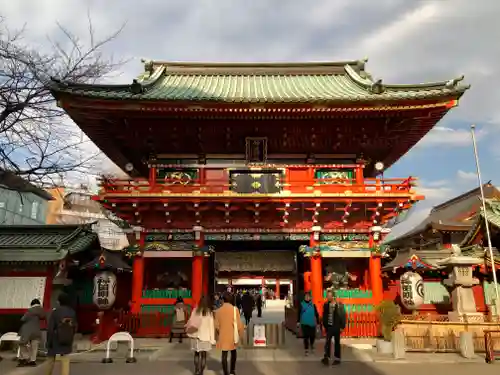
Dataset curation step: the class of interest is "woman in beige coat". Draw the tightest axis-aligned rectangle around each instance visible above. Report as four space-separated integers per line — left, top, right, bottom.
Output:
215 292 244 375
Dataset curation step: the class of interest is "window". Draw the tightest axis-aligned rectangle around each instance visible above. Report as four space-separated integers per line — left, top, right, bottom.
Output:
31 201 39 220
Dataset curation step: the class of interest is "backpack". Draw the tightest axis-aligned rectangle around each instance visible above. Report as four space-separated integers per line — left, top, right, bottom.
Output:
57 317 75 346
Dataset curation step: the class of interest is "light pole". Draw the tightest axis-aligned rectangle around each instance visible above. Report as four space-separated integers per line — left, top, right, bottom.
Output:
470 124 500 305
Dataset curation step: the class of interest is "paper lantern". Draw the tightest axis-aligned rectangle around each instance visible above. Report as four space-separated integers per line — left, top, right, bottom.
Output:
399 271 424 309
93 271 117 310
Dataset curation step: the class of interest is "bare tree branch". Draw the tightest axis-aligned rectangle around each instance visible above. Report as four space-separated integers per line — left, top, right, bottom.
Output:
0 14 125 184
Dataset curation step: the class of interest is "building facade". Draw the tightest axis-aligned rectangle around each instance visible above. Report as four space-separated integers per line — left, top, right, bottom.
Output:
49 59 468 335
0 169 52 225
46 187 129 250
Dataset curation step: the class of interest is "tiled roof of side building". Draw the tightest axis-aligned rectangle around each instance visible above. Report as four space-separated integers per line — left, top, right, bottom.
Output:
0 224 99 262
49 59 470 104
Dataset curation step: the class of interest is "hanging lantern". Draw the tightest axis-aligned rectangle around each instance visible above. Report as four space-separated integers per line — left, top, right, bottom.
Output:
93 271 117 310
399 271 424 310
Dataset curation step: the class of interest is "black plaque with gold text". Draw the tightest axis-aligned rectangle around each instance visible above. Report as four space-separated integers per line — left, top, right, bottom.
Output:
245 137 268 164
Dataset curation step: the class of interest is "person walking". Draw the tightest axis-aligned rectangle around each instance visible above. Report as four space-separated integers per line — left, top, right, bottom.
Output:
214 293 222 310
170 297 188 343
255 293 263 318
18 298 46 367
240 292 254 326
186 296 216 375
215 292 244 375
45 293 77 375
321 290 346 366
296 292 319 356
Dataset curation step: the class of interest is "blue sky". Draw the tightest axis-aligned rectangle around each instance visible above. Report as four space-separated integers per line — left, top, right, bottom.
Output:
2 0 499 236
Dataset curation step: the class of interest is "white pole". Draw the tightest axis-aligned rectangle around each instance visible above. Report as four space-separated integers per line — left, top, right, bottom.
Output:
471 124 500 304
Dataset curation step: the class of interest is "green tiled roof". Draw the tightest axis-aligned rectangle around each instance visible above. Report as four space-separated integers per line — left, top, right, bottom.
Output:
461 198 500 246
483 199 500 227
0 224 99 262
424 282 450 304
50 60 469 104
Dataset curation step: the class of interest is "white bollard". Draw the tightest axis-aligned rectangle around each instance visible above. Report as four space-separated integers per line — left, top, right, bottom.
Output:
0 332 21 361
101 332 136 364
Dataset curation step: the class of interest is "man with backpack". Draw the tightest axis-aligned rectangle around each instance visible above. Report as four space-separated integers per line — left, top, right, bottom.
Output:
45 293 77 375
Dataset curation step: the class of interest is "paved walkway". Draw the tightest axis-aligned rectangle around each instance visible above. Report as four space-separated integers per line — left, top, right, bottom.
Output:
3 359 500 375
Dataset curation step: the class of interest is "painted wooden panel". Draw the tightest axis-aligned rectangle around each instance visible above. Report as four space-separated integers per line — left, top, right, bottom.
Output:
286 168 310 192
0 276 46 309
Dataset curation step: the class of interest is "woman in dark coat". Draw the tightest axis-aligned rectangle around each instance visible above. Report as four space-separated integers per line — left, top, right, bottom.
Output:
45 293 77 375
240 292 254 326
18 298 46 366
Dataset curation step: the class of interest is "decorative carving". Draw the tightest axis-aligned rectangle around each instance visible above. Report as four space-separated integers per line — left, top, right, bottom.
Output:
216 251 295 272
315 169 354 184
324 263 356 289
319 233 370 242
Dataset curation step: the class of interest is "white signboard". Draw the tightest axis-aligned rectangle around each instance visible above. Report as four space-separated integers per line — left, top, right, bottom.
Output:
0 277 46 309
253 324 267 347
93 271 117 310
400 271 425 310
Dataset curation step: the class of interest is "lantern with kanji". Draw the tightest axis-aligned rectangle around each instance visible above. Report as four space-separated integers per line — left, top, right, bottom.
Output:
399 271 424 309
93 271 117 310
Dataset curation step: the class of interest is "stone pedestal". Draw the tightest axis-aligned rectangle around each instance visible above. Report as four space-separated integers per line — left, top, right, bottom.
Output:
438 255 483 321
459 331 475 358
392 328 406 359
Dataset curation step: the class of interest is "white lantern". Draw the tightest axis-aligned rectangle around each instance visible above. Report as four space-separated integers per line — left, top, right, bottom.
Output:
399 271 424 309
93 271 117 310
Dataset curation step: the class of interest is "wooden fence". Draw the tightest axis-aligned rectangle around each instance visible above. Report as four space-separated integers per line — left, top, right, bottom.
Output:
400 314 500 353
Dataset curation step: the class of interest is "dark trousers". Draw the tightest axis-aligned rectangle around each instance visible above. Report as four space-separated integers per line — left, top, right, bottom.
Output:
301 324 316 350
244 313 251 326
257 306 262 317
324 328 341 360
221 349 237 375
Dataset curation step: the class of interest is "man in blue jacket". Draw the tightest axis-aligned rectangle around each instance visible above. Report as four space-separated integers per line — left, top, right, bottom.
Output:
297 292 319 356
321 290 346 365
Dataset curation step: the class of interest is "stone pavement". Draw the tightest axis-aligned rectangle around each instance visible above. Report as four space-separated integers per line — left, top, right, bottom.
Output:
3 359 500 375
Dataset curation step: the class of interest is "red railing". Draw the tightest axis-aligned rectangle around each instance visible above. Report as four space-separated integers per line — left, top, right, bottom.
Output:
117 309 378 338
117 312 172 337
99 177 416 196
285 307 378 338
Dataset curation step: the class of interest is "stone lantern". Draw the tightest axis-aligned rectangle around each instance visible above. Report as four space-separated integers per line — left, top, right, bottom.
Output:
438 248 483 321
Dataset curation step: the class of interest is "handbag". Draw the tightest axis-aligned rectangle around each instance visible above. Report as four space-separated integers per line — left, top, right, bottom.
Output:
233 307 240 344
185 311 201 334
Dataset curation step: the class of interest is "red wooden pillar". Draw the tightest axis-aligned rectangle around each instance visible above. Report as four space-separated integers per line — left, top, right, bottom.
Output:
369 256 383 305
192 257 203 305
192 227 204 306
203 257 209 296
369 233 383 305
309 233 323 315
131 233 145 314
275 279 280 300
355 165 363 185
304 271 312 293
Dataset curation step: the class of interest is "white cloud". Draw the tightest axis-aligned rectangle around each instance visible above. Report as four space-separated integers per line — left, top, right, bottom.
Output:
416 126 486 147
457 170 477 181
418 185 454 201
